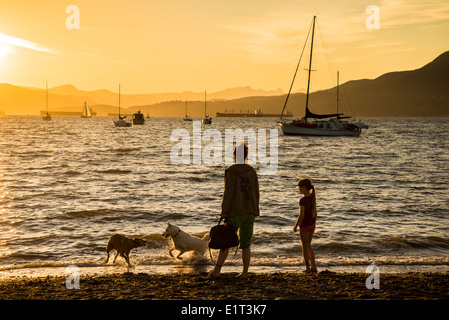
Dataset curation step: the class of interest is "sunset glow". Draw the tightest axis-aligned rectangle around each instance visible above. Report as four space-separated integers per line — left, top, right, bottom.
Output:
0 0 448 304
0 43 13 63
0 0 448 97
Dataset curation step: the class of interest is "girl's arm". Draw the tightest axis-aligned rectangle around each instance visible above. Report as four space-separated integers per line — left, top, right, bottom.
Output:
293 205 305 232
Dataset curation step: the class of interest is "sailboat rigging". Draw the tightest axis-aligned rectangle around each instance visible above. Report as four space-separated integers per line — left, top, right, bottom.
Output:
42 81 51 121
113 84 132 127
279 16 367 136
81 101 92 118
183 100 192 121
202 91 212 124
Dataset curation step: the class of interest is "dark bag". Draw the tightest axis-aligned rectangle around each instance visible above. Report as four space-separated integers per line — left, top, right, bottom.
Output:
208 217 239 250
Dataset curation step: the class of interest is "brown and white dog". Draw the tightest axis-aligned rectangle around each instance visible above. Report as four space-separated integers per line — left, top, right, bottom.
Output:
105 234 147 267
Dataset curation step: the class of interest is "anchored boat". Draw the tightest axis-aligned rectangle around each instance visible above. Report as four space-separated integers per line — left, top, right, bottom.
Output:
279 16 368 137
132 110 145 125
202 91 212 124
113 84 132 127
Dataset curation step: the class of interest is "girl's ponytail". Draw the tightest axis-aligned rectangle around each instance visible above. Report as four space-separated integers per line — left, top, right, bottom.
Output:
311 185 317 219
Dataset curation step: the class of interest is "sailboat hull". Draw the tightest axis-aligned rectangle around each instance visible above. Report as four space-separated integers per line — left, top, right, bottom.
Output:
114 119 132 127
280 121 361 136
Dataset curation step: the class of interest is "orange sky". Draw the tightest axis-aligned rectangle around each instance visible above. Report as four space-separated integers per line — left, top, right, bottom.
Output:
0 0 448 96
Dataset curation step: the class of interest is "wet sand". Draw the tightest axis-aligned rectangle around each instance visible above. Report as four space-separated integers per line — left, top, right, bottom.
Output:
0 271 448 300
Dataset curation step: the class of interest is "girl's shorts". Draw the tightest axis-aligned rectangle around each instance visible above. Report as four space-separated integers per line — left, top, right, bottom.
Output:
300 224 316 233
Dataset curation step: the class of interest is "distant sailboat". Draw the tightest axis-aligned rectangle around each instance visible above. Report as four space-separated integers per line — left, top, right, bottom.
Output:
183 100 192 121
81 101 92 118
279 16 367 136
113 84 132 127
202 91 212 124
42 81 51 121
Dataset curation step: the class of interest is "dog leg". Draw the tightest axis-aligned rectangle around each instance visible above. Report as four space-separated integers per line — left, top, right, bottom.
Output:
176 251 185 260
124 251 131 267
169 248 175 258
105 252 110 264
113 251 120 263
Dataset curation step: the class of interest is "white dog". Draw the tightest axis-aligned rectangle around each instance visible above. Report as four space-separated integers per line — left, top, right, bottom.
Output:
162 222 210 260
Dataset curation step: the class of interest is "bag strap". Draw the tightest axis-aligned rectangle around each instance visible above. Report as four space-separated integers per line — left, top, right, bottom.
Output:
217 215 228 225
208 214 238 266
209 246 238 267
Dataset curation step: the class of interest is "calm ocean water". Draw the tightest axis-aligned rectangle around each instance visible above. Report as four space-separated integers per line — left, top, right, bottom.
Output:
0 116 448 277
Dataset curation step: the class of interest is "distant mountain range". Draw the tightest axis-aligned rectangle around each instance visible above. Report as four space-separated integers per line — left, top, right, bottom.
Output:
0 51 448 117
0 84 284 116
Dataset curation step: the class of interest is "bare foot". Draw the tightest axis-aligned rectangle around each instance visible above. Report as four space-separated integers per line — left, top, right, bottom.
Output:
205 271 221 280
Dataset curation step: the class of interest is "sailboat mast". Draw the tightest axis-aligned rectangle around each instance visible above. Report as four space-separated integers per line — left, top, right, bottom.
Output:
119 84 121 117
305 16 316 115
46 80 48 113
204 90 207 116
336 71 339 115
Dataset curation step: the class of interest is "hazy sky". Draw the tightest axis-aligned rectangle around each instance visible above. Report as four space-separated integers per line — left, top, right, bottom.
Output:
0 0 448 94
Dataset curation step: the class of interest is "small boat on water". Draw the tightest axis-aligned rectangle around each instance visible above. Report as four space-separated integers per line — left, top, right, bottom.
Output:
42 81 51 121
279 16 367 137
183 101 192 121
113 84 132 127
202 91 212 124
132 110 145 125
81 101 92 118
202 115 212 124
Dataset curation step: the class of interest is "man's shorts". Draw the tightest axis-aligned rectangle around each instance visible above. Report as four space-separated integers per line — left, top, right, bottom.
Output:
228 214 255 249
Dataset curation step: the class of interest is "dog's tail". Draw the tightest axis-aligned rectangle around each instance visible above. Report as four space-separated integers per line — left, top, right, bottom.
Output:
202 233 210 241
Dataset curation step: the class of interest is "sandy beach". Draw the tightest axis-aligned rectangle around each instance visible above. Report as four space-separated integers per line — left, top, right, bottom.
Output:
0 271 447 300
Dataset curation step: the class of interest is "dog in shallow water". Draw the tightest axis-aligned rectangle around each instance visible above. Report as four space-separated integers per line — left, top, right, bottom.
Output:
162 222 210 260
105 234 147 267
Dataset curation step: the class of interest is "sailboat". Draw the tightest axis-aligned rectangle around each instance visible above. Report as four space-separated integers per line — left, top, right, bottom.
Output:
183 100 192 121
113 84 132 127
279 16 366 136
81 101 92 118
42 81 51 121
202 91 212 124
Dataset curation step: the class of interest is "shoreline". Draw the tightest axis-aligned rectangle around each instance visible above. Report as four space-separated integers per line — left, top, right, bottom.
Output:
1 262 448 279
0 271 448 300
